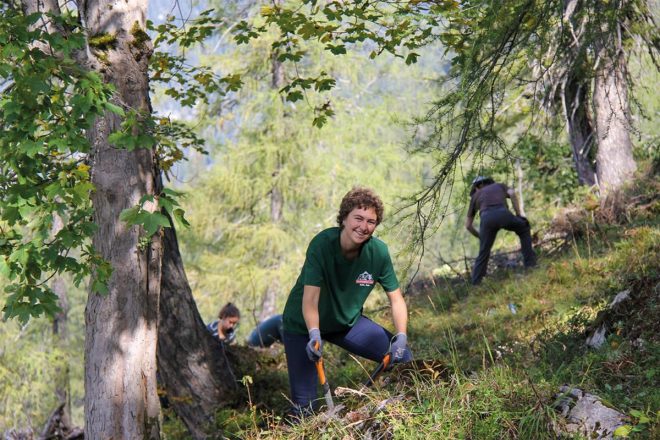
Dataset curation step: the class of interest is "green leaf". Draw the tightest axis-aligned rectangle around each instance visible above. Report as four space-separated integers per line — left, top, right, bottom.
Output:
142 211 171 235
104 102 125 116
3 206 21 225
312 115 327 128
326 44 346 55
20 140 43 157
405 52 419 65
613 425 632 437
108 131 131 149
629 409 643 418
119 206 140 224
173 208 190 229
0 258 11 278
161 188 184 197
17 204 36 220
159 197 174 214
71 182 95 201
134 210 153 226
92 278 109 295
9 246 29 266
138 194 156 205
286 90 304 102
299 21 320 39
314 78 336 92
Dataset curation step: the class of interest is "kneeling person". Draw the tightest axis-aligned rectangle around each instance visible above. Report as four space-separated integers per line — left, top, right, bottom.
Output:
282 187 412 416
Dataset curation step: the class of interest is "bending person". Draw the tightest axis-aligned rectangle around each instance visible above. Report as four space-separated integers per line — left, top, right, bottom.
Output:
282 187 412 417
207 302 241 345
465 176 537 285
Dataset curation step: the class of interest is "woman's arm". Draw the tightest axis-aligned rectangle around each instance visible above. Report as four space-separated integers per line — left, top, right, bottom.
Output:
387 288 408 335
465 215 479 238
302 285 321 331
507 188 524 216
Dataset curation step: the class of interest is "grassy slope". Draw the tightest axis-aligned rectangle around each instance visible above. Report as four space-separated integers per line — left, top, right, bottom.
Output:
163 178 659 439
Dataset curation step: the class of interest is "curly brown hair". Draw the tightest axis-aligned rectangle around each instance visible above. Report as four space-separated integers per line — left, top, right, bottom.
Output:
336 187 384 228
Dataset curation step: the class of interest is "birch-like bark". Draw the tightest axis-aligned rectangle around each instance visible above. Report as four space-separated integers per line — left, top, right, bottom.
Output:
593 43 637 194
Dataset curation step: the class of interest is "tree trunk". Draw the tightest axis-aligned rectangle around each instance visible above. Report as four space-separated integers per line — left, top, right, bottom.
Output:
562 75 597 186
260 185 283 321
20 0 64 35
260 282 280 322
52 276 72 431
259 42 285 321
50 214 72 428
593 25 637 194
84 0 162 438
559 0 597 187
157 224 239 440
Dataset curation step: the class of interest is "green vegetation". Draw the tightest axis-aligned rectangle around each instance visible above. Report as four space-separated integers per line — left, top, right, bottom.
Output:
162 173 659 439
1 1 658 437
173 10 441 324
130 21 151 49
88 33 117 50
0 9 116 323
0 281 86 430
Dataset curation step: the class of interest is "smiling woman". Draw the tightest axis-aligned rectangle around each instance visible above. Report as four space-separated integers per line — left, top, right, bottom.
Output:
340 206 379 255
281 187 413 419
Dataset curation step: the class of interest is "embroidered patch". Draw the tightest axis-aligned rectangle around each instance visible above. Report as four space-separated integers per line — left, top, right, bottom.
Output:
355 271 374 286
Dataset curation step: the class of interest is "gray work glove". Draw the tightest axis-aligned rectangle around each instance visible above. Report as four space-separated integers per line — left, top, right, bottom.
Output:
386 332 408 369
305 328 323 362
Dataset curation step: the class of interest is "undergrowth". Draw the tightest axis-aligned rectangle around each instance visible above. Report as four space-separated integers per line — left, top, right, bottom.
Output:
162 175 659 439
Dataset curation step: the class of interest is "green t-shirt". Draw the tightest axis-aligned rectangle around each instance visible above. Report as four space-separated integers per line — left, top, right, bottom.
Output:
283 227 399 335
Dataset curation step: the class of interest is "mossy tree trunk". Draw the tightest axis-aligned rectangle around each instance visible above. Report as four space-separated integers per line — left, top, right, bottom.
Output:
82 0 162 438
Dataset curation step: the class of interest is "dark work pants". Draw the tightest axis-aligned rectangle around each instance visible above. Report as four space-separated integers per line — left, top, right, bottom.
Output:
472 207 536 285
282 315 413 411
246 314 283 348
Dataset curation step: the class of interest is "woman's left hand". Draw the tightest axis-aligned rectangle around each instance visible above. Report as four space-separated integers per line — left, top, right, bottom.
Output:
388 333 408 367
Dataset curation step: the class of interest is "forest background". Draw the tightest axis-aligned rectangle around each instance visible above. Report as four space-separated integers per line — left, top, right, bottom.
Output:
0 0 658 436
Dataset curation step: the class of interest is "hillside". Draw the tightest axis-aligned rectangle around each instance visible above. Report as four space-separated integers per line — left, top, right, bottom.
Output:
163 176 659 439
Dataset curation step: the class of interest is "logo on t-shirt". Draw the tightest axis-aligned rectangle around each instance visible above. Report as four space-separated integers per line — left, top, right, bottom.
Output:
355 271 375 286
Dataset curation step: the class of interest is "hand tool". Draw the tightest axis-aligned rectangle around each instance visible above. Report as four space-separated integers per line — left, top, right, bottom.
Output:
363 352 391 388
314 341 334 410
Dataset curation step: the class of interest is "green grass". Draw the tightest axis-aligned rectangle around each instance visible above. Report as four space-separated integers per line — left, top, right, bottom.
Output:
178 188 660 439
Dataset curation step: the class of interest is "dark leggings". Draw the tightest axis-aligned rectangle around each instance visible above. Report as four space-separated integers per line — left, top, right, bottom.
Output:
283 315 413 409
472 207 536 285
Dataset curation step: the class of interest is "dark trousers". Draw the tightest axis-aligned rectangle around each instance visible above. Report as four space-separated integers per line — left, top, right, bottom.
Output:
246 314 283 348
283 315 413 410
472 207 536 285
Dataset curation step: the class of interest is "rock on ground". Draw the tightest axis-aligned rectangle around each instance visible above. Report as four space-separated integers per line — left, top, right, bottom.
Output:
553 386 628 439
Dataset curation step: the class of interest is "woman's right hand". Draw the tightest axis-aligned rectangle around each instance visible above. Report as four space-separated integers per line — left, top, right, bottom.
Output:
306 328 323 362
